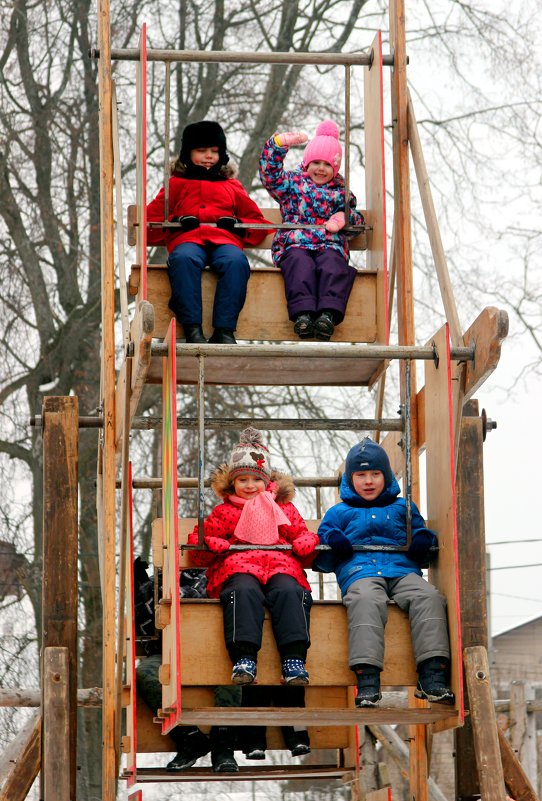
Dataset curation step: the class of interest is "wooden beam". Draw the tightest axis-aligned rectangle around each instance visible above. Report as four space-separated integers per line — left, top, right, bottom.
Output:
498 727 539 801
43 648 70 801
97 0 118 797
41 396 78 799
368 724 448 801
464 646 507 801
0 711 41 801
462 307 509 402
454 400 487 799
509 682 538 788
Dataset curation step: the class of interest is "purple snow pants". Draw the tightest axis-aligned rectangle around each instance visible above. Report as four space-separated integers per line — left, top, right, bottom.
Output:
279 247 357 323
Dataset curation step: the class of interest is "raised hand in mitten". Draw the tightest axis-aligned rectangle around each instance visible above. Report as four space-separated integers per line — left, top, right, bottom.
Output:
327 530 354 560
407 530 435 565
274 131 309 148
325 212 346 233
205 537 231 554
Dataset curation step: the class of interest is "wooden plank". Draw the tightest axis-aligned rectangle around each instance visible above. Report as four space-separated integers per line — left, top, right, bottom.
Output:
509 682 537 786
128 765 351 783
498 726 539 801
462 306 509 402
0 711 41 801
454 401 486 799
364 30 388 345
129 264 378 343
424 325 463 732
136 687 350 752
409 690 429 801
146 352 385 387
43 648 70 801
464 646 507 801
41 397 78 799
179 706 454 727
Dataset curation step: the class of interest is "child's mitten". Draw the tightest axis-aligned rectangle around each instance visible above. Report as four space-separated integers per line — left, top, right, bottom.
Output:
177 215 200 231
292 533 317 557
205 537 231 554
274 131 309 148
407 530 435 565
327 531 354 559
324 212 346 233
216 216 244 236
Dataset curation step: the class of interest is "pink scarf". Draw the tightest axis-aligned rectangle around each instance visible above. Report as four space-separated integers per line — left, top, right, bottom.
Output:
231 489 291 545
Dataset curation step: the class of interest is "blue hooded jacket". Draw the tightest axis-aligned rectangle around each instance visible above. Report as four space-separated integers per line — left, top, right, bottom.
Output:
313 472 437 596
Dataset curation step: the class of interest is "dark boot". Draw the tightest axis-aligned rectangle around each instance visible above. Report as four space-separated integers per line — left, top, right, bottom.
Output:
293 313 315 339
166 727 210 771
283 726 311 757
210 726 239 773
353 664 382 707
313 310 335 341
209 328 237 344
183 324 207 344
415 658 455 705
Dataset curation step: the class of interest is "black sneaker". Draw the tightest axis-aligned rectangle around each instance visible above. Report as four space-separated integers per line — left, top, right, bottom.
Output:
290 742 311 757
313 310 335 341
166 730 210 771
212 748 239 773
353 664 382 707
244 747 266 760
293 313 314 339
415 658 455 705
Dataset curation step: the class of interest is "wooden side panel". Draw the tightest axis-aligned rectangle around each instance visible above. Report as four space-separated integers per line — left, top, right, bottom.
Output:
0 711 41 801
364 30 388 345
176 600 416 687
424 324 463 731
123 463 137 785
159 320 182 733
130 265 378 343
135 26 147 299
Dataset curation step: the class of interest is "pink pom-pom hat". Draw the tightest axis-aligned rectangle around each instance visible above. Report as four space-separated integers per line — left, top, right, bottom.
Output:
303 119 342 176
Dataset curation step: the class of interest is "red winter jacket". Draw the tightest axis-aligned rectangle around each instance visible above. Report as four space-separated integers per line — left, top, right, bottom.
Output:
146 163 270 251
188 467 318 598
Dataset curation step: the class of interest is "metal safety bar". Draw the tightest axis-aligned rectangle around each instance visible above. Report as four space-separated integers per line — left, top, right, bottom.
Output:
92 48 392 67
148 221 369 232
149 341 475 361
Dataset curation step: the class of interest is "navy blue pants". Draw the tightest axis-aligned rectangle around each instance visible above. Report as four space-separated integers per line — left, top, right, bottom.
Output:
167 242 250 330
219 573 312 661
279 246 357 322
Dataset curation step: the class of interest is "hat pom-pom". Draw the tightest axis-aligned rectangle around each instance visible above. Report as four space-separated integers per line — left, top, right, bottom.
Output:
239 426 264 446
315 120 339 139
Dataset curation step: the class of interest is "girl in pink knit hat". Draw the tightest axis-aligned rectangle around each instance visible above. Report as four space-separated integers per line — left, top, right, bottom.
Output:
259 120 364 340
187 427 318 686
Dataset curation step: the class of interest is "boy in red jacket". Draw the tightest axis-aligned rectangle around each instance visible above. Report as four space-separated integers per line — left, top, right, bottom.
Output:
147 121 269 344
189 427 318 685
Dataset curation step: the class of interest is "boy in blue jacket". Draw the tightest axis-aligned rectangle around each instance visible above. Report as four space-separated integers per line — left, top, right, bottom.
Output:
313 438 454 707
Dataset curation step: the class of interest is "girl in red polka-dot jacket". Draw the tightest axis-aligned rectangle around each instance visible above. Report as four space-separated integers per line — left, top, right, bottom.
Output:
188 427 318 686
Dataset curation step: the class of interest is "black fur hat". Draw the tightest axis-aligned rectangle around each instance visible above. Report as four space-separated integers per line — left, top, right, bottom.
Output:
180 120 229 167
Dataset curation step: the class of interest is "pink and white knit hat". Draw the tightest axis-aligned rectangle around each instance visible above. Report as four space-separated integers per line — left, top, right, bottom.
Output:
228 427 272 484
303 120 342 176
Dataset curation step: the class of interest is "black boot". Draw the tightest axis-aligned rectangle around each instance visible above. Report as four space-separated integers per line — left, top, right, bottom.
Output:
210 726 239 773
183 324 207 344
209 328 237 344
166 727 210 771
415 658 455 705
353 664 382 707
313 310 336 341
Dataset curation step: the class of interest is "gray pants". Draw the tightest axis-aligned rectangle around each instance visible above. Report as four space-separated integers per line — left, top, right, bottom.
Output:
343 574 450 670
